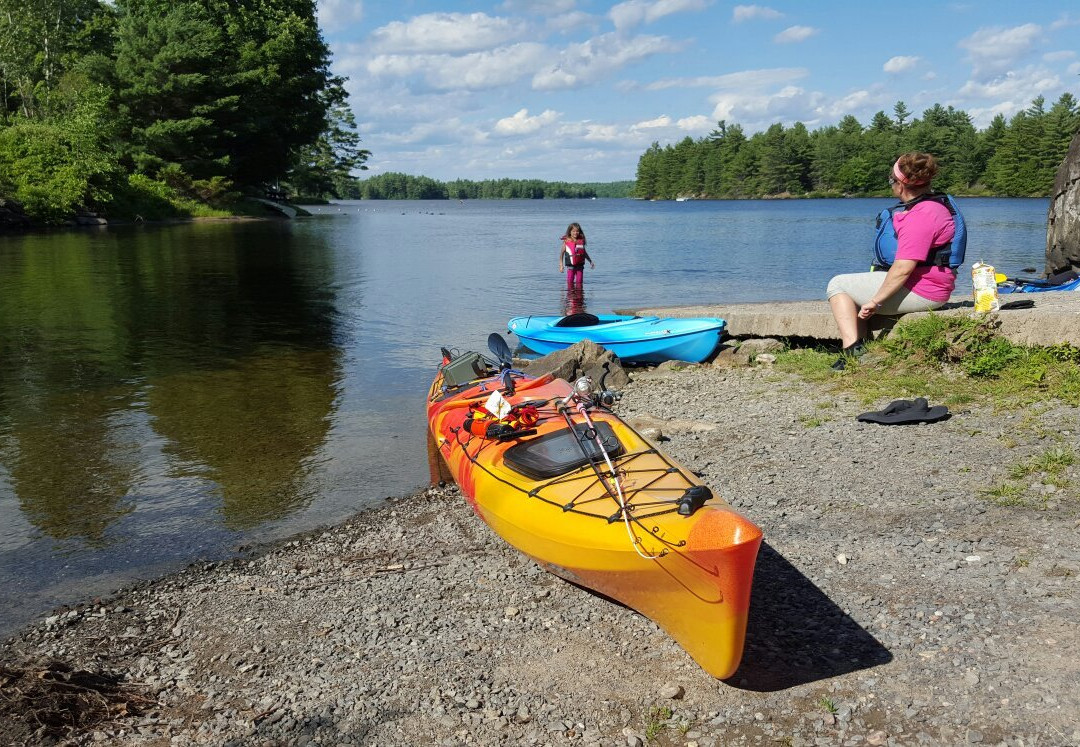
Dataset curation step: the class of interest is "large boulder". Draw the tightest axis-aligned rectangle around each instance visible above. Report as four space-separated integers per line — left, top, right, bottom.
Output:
520 339 630 390
1045 131 1080 276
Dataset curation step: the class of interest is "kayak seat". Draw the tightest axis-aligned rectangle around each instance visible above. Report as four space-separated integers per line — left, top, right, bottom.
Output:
554 312 601 327
503 422 623 480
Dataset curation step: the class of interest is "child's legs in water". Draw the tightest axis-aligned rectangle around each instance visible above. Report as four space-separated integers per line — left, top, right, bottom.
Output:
566 268 583 289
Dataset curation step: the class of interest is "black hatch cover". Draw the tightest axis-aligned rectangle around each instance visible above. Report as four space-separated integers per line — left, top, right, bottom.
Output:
504 422 623 480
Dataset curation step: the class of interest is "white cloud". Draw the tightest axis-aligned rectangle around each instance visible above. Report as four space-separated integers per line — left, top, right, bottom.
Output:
958 67 1060 100
645 67 808 90
821 89 877 119
676 115 711 132
608 0 707 31
773 26 818 44
958 24 1042 78
883 56 920 74
1070 62 1080 76
578 123 623 142
367 43 549 91
533 33 682 90
1043 50 1076 63
1049 14 1080 31
965 101 1023 128
546 11 597 34
317 0 363 27
708 85 825 126
732 5 783 23
493 108 560 135
631 115 672 129
369 12 528 54
373 118 487 147
499 0 577 13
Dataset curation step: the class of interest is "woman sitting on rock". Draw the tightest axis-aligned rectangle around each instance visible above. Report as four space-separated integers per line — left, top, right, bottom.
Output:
826 152 965 371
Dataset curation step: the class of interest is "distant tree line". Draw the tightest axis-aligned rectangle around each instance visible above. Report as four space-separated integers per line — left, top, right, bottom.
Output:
0 0 368 224
634 95 1080 200
349 173 635 199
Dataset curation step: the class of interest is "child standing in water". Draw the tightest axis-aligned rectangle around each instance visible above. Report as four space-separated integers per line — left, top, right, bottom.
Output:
558 222 594 290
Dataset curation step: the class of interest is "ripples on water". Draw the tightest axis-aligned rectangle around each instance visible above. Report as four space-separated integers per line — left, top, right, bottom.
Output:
0 198 1049 632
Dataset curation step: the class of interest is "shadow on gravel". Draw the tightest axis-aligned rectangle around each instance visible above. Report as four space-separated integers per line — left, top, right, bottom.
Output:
728 542 892 692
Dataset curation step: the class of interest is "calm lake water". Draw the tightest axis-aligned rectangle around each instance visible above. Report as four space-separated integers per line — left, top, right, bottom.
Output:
0 197 1048 632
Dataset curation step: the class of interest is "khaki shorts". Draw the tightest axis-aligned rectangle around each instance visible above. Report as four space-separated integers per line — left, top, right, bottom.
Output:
826 272 945 315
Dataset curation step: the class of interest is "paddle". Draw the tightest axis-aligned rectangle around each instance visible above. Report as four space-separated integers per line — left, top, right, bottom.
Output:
994 267 1052 285
487 332 513 367
995 273 1058 287
487 332 516 395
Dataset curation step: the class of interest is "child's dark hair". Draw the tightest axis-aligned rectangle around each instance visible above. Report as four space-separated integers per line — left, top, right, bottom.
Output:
563 222 586 244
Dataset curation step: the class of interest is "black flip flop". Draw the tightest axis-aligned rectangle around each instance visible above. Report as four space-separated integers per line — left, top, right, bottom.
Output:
999 299 1035 310
856 397 950 425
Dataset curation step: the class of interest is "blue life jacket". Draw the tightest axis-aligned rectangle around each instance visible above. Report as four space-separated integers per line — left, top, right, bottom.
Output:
873 193 967 270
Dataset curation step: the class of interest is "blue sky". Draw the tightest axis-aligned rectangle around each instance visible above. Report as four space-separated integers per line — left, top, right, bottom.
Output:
315 1 1080 182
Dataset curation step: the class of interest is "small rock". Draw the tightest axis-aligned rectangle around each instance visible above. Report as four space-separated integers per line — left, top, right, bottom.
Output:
866 730 888 745
836 554 848 565
659 682 684 699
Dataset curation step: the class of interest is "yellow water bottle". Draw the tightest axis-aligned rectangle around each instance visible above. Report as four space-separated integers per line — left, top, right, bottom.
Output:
971 261 1000 313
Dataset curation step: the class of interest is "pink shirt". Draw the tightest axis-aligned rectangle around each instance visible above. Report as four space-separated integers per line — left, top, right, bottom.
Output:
893 199 957 303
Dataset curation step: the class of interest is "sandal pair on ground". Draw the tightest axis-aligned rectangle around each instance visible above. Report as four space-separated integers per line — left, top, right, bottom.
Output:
829 344 950 424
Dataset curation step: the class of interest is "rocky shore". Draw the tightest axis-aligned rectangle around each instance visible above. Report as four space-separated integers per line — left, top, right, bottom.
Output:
2 363 1079 746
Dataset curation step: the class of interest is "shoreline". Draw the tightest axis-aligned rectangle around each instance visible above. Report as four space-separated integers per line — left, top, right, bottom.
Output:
0 206 313 236
3 364 1078 745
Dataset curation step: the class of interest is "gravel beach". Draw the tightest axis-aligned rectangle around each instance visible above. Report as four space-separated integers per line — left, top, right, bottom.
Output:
2 362 1078 746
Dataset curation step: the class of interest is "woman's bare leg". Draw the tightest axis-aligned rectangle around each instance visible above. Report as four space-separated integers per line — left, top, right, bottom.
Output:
829 293 863 348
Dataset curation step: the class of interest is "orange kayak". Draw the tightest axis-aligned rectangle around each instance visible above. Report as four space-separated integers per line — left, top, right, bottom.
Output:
426 358 762 679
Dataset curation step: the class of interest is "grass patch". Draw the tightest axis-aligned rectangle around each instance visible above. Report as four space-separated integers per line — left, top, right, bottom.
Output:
818 695 839 715
978 445 1075 508
775 313 1080 410
978 482 1029 506
1007 446 1074 479
643 705 673 740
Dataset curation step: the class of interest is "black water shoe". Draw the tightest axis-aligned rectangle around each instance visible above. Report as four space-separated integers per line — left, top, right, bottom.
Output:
830 341 866 371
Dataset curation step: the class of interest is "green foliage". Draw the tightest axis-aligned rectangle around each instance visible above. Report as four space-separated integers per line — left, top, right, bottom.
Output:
0 0 360 222
352 173 630 200
883 313 1019 377
0 80 120 222
634 94 1080 199
777 313 1080 410
1046 342 1080 363
0 0 117 119
286 77 370 199
108 173 238 219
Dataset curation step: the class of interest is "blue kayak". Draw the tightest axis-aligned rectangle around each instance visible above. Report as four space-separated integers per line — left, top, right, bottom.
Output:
998 275 1080 294
507 313 725 364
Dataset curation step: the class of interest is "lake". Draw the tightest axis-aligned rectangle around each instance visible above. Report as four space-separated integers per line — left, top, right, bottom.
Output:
0 197 1049 633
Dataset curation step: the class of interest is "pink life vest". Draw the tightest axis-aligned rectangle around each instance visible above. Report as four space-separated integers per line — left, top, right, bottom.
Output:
563 238 586 269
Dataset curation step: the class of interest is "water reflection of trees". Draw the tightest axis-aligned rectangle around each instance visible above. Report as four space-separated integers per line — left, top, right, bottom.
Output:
148 349 339 529
2 388 138 546
0 223 344 542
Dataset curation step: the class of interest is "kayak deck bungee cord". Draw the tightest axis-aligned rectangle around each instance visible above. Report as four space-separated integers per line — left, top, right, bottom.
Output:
426 337 762 679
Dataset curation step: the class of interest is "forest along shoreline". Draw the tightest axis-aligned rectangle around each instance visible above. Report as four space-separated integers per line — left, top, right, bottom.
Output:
2 358 1078 746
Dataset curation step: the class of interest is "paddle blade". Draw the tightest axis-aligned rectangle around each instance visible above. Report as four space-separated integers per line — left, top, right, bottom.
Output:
995 273 1007 284
487 332 513 367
